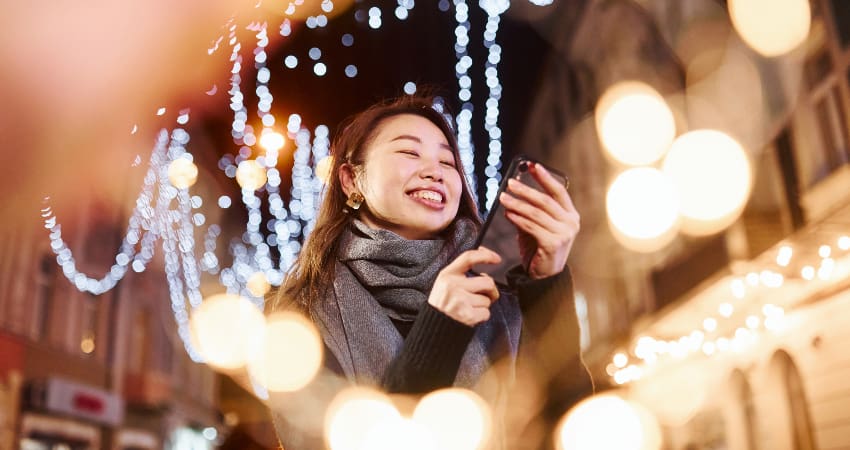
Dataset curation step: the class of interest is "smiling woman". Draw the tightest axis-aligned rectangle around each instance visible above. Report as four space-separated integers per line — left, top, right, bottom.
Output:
267 94 591 449
339 113 464 240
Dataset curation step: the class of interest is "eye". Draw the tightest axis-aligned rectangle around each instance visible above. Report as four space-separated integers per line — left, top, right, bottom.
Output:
398 150 419 157
440 160 457 169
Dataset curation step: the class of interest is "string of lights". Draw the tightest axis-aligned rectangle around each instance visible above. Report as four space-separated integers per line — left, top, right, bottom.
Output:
42 1 552 360
610 235 850 385
453 0 478 203
479 0 508 210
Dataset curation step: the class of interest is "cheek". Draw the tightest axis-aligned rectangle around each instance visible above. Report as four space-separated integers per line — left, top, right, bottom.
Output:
448 175 464 208
362 172 399 201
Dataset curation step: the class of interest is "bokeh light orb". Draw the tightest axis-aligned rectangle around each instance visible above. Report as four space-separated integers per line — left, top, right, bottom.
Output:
325 387 401 450
362 416 437 450
189 293 265 370
259 131 285 152
729 0 810 57
236 160 268 191
413 388 492 450
595 81 676 167
606 168 680 252
246 271 271 297
480 0 510 16
315 156 334 185
168 158 198 189
247 312 322 392
259 0 354 20
662 130 752 236
557 394 662 450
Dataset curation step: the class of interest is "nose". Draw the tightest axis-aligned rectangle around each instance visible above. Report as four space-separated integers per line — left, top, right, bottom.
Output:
419 157 444 182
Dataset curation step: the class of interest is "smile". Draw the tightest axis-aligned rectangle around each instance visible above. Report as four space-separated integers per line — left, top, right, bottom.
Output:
408 189 445 205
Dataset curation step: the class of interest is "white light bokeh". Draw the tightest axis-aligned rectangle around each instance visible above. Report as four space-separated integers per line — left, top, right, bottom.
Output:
662 130 752 236
246 271 271 297
362 416 437 450
595 81 676 166
613 352 628 368
325 387 401 450
189 293 265 370
247 312 323 392
168 158 199 189
315 156 334 185
556 394 661 450
412 388 492 450
236 160 268 191
729 0 811 57
776 245 793 266
606 167 680 252
260 131 285 152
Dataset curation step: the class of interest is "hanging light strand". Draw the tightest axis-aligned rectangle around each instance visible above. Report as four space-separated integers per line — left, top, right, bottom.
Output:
479 0 507 210
453 0 477 206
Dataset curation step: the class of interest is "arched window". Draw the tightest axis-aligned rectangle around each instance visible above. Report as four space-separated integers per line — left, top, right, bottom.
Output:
729 369 758 450
769 350 816 450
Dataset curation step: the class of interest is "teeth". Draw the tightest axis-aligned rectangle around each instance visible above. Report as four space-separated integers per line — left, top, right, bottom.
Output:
411 190 443 203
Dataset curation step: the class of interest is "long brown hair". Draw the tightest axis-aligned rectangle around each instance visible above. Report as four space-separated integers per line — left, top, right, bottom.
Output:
271 95 481 311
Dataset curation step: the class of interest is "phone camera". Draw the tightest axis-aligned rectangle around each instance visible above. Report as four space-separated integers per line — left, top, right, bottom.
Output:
518 161 528 173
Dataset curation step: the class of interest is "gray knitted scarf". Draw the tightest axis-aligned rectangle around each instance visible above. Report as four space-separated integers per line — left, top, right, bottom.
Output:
309 218 522 387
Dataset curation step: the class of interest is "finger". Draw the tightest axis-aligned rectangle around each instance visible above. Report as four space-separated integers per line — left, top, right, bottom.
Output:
505 210 557 247
459 275 500 301
500 190 563 235
444 293 494 326
446 247 502 273
463 306 491 326
463 292 497 309
506 179 570 225
529 163 573 209
527 164 581 223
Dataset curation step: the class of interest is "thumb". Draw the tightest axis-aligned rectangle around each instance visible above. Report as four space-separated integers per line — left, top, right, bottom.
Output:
445 247 502 274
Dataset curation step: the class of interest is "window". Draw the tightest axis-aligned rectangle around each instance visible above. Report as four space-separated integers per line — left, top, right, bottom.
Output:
730 370 758 450
804 46 832 90
796 1 850 189
768 351 816 450
828 0 850 49
784 358 816 450
36 253 57 341
813 84 850 173
129 311 148 373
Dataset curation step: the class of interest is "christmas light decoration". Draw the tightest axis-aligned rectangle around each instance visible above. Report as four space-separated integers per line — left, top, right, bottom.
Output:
41 1 557 361
609 233 850 385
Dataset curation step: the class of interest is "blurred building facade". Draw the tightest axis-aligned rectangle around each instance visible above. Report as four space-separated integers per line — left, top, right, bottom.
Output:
0 164 223 449
520 0 850 448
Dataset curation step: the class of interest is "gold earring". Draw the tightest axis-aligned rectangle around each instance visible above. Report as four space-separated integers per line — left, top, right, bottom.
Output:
345 192 364 211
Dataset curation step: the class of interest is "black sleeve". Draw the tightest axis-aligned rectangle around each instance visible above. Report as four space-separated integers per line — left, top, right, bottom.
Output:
382 303 477 393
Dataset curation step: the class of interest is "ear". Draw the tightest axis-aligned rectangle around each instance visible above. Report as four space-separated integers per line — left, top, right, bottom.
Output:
339 163 358 197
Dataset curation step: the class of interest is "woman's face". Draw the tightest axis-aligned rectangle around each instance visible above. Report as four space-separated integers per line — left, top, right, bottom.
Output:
345 113 463 240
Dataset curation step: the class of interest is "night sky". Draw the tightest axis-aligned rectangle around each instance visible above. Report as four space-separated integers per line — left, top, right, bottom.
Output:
203 0 556 206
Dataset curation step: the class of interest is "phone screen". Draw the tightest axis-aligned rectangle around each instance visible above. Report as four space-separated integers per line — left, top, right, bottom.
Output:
470 156 569 286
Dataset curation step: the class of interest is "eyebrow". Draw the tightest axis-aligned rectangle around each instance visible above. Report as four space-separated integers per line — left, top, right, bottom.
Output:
390 134 453 151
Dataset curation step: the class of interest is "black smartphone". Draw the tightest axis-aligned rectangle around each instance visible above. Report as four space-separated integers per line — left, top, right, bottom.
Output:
470 155 569 286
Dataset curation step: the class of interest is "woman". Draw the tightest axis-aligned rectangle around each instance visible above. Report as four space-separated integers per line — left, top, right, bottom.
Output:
269 94 590 448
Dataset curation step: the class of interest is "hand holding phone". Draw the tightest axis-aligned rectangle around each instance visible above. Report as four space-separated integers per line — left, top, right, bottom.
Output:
471 156 578 285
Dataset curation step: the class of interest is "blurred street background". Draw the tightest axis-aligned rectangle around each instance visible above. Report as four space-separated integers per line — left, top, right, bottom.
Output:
1 0 849 449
